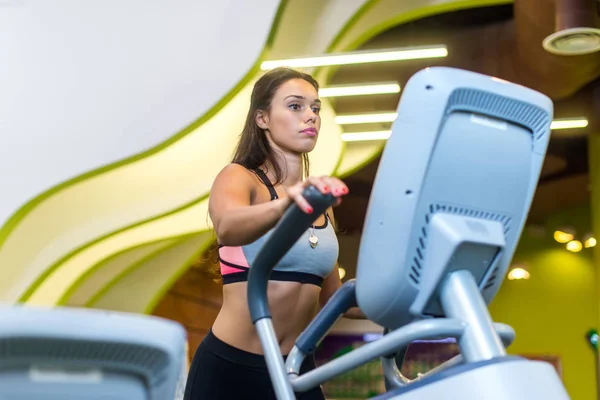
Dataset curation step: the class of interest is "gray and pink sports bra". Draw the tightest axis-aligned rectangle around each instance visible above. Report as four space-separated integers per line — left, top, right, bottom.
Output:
218 168 339 288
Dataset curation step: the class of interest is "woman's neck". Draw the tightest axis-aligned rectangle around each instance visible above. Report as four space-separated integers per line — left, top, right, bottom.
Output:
282 153 303 187
264 150 303 188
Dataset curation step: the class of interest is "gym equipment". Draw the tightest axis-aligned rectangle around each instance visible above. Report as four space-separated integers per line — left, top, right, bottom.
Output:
0 304 187 399
248 66 571 399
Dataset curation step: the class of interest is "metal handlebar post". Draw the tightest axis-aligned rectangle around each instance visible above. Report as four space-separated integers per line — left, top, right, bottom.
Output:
247 186 337 400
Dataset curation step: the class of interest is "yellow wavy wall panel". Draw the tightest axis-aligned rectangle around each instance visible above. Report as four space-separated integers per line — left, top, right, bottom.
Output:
63 238 180 307
24 80 260 304
0 0 281 302
89 233 211 313
26 197 210 305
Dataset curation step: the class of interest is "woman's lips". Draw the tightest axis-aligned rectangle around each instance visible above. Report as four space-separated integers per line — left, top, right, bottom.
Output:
301 128 317 136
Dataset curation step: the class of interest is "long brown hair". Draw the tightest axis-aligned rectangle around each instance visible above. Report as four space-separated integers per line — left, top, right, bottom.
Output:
230 66 319 183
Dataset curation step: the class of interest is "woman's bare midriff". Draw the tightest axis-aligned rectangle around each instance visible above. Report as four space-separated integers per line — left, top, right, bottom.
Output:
211 281 321 355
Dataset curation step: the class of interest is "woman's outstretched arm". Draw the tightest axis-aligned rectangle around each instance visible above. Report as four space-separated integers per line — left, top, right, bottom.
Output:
209 164 291 246
210 165 349 247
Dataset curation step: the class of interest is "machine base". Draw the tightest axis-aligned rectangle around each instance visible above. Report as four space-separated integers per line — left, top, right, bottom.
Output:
374 357 570 399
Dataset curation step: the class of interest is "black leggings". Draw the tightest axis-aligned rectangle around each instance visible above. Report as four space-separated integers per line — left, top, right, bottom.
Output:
183 330 326 400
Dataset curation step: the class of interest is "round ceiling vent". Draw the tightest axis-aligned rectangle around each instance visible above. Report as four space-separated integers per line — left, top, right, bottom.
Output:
542 27 600 55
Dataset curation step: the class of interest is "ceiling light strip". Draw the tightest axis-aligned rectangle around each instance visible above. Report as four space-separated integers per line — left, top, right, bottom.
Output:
260 46 448 70
335 113 398 125
550 118 589 130
319 83 401 98
341 130 392 142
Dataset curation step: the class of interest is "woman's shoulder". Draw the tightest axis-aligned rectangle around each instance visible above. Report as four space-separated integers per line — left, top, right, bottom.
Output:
210 163 268 206
213 163 260 189
216 163 255 179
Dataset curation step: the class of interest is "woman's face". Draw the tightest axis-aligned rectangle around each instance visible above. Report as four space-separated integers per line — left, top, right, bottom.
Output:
257 78 321 154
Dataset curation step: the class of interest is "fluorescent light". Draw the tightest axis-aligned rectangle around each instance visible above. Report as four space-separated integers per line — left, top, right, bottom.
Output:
554 230 574 243
550 118 588 130
566 240 583 253
337 112 589 131
335 113 397 125
319 83 401 98
260 46 448 70
585 237 596 248
507 267 530 280
341 130 391 142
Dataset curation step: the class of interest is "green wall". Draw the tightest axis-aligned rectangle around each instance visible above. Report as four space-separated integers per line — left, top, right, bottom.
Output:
489 207 598 400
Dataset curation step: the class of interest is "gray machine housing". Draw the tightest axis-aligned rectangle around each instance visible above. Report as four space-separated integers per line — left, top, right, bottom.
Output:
356 67 552 330
377 357 568 399
0 305 187 399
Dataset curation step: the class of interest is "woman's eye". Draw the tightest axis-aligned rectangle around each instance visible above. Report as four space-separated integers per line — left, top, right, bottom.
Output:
312 107 321 114
289 103 301 110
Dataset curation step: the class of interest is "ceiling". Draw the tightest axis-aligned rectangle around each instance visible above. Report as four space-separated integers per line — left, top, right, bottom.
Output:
329 1 600 235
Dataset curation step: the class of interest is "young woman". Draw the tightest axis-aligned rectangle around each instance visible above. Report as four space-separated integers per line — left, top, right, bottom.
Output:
183 67 363 400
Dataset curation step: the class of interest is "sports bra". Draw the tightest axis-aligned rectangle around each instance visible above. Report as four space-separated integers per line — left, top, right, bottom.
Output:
218 168 339 288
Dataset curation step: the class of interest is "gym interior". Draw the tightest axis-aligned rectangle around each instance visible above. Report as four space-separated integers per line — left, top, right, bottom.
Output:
2 0 599 399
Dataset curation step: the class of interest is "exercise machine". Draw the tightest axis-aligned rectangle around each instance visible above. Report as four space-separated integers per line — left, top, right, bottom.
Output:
0 304 187 399
247 67 570 399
